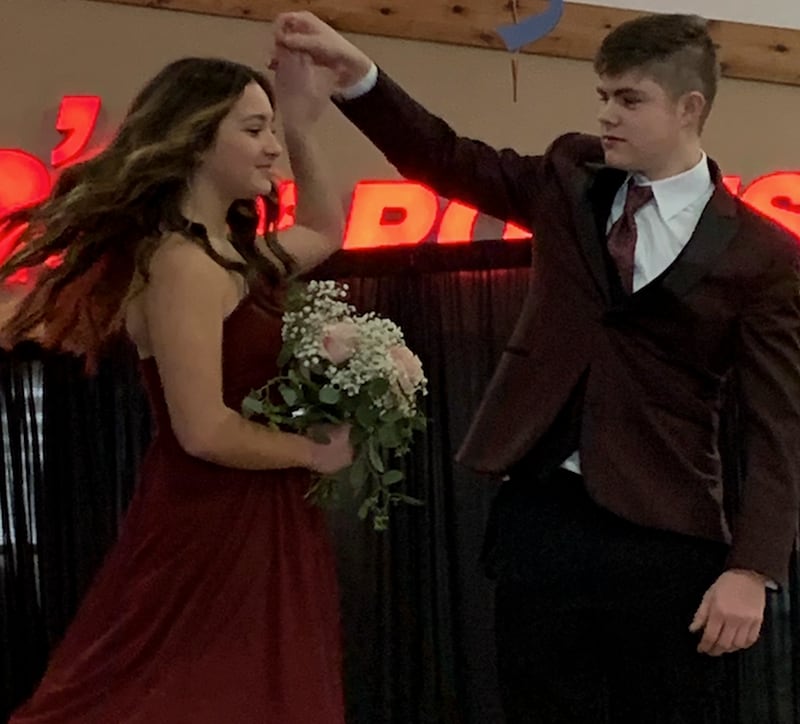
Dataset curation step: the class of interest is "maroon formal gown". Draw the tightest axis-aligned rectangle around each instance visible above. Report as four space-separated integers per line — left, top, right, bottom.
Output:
10 282 346 723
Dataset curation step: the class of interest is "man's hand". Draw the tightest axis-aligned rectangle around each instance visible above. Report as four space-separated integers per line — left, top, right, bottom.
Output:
273 11 373 90
272 48 336 132
689 569 766 656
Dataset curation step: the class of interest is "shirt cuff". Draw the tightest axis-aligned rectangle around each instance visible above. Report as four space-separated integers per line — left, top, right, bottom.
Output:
335 62 378 101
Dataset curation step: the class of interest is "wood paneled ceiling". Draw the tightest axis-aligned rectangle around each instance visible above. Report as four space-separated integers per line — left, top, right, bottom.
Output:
90 0 800 86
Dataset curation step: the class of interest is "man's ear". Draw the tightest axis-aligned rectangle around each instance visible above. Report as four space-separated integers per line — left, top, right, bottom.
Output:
681 90 707 130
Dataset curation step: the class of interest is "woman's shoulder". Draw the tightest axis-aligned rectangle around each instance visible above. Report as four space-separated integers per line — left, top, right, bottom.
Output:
139 233 248 321
149 233 234 287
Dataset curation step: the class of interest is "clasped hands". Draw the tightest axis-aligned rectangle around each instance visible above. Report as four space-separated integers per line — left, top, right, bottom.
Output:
269 11 374 132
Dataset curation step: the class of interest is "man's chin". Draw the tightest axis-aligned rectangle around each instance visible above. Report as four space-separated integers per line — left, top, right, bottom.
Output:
603 151 634 171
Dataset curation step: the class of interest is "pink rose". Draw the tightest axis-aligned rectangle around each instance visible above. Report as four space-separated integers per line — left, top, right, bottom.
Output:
320 320 359 364
389 345 424 395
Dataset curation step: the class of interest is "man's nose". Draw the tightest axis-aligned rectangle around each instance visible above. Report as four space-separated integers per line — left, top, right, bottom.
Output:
597 101 619 127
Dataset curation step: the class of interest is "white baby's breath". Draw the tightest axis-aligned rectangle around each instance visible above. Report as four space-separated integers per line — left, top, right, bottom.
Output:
245 280 427 530
282 280 427 417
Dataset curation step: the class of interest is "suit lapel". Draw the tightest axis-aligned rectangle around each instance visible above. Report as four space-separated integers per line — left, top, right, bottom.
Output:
653 182 739 299
569 163 627 304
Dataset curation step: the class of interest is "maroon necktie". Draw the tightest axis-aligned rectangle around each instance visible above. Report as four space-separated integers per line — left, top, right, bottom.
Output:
607 180 654 293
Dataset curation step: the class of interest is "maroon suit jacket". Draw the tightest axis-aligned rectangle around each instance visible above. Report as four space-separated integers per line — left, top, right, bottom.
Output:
338 70 800 584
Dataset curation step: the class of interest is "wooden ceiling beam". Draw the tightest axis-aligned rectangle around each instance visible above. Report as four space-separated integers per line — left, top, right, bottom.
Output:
89 0 800 87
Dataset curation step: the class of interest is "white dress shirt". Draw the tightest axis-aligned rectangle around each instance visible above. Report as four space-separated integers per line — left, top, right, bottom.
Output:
561 153 715 474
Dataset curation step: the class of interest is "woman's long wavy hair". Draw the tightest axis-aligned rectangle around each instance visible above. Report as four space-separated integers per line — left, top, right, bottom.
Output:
0 57 282 371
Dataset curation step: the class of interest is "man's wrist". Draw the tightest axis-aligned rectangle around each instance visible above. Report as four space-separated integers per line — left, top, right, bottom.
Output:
335 62 378 101
727 568 777 589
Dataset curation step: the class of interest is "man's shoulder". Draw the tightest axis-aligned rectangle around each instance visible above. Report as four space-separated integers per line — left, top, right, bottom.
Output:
732 195 800 262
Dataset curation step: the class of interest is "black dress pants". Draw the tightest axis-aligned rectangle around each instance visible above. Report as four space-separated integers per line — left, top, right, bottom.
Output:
490 468 734 724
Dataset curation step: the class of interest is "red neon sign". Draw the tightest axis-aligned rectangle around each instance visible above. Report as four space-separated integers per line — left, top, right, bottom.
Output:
2 95 800 279
345 181 439 248
0 96 102 218
0 96 102 283
741 173 800 238
0 150 50 217
51 95 102 168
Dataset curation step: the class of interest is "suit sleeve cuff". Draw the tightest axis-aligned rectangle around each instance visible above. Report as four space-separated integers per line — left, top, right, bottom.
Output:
334 62 379 101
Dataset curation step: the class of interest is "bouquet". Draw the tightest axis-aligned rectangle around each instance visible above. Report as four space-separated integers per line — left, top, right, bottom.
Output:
243 280 428 530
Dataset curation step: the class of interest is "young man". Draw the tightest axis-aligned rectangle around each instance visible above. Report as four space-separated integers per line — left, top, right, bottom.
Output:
275 13 800 723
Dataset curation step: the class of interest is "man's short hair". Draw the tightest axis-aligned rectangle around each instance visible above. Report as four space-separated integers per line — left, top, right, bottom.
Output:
595 14 720 127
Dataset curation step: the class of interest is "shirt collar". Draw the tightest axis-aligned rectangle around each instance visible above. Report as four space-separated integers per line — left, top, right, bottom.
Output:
630 152 712 221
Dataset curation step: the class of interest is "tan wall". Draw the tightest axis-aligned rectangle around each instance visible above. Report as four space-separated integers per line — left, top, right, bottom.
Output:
3 0 800 205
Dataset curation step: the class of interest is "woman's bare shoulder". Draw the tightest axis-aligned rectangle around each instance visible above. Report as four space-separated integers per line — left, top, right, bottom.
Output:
149 233 230 281
125 233 240 357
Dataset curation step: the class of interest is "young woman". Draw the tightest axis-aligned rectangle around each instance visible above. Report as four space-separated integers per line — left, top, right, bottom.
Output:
3 51 352 723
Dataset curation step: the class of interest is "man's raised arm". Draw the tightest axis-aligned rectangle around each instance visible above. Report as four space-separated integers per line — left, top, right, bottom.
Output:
273 11 549 229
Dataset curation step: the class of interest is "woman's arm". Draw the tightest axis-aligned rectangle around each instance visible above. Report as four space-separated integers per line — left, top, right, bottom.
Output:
269 49 344 274
143 236 351 473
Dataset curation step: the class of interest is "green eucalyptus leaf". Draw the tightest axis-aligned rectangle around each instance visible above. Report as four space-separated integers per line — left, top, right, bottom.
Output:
382 470 404 486
358 495 378 520
279 385 298 406
276 344 293 368
318 385 341 405
381 409 403 424
391 493 424 506
340 395 360 412
368 378 390 397
241 396 262 418
368 440 385 473
378 424 401 448
356 404 379 429
349 455 368 494
410 416 427 432
350 427 369 446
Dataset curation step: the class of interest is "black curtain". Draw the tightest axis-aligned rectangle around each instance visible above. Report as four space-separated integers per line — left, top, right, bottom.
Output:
1 243 798 723
34 338 151 645
318 244 531 724
0 338 151 722
0 345 47 723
